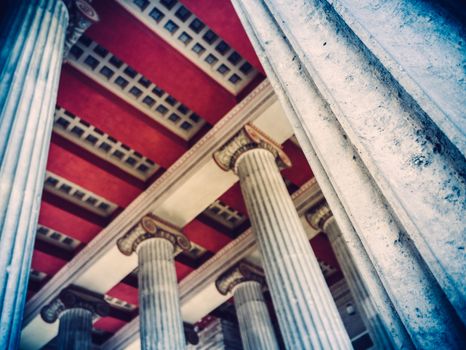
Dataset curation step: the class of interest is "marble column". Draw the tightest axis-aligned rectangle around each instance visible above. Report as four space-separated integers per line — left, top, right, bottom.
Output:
231 0 465 348
0 1 69 347
216 262 279 350
41 286 109 350
0 0 98 347
214 124 352 349
62 0 99 57
117 215 191 350
308 203 394 349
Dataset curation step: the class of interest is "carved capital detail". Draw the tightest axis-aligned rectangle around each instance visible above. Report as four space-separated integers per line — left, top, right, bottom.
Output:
63 0 99 57
41 286 109 323
117 214 191 256
306 201 333 231
216 261 265 295
213 123 291 173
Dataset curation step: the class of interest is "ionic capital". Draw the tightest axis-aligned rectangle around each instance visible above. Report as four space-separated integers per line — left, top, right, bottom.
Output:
216 261 265 295
41 285 109 323
117 214 191 256
63 0 99 57
306 201 333 231
213 123 291 172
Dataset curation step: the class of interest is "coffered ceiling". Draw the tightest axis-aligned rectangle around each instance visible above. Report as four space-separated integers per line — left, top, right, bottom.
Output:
20 1 343 348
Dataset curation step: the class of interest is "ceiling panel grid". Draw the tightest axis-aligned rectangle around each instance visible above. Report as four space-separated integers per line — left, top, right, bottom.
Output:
116 0 259 95
67 35 206 141
44 171 119 217
53 106 160 181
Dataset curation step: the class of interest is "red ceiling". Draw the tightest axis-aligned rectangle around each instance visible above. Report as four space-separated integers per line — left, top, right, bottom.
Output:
107 282 139 306
27 1 341 345
57 65 186 168
47 142 142 207
94 317 127 333
31 251 67 276
182 0 263 72
282 140 314 187
184 219 232 253
89 0 237 124
38 201 103 243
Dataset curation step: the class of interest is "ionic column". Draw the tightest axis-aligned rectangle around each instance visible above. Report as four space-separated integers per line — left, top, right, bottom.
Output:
0 1 98 347
62 0 100 57
308 203 394 349
41 286 109 350
117 215 191 350
216 262 279 350
213 124 352 349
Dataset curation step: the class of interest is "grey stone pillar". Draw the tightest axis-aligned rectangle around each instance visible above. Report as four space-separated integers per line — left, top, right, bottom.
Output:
118 215 191 350
214 124 352 349
231 0 465 348
308 203 394 349
62 0 99 57
0 1 68 347
0 0 98 347
57 308 93 350
216 262 279 350
41 286 109 350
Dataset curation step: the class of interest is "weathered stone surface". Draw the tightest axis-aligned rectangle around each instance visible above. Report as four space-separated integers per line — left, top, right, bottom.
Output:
40 286 108 350
263 0 466 326
231 0 465 347
0 1 68 347
137 238 185 350
57 308 93 350
216 262 279 350
308 204 394 349
234 147 352 349
234 281 279 350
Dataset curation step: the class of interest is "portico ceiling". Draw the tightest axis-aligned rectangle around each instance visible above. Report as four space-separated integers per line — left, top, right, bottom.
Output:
21 0 341 348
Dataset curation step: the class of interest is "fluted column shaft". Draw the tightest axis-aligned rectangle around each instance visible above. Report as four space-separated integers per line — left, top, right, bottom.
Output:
236 148 351 349
324 217 393 349
57 308 93 350
0 0 68 347
233 281 279 350
137 238 185 350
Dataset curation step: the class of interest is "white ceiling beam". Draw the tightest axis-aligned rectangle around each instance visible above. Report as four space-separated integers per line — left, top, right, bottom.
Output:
20 80 294 349
102 178 323 349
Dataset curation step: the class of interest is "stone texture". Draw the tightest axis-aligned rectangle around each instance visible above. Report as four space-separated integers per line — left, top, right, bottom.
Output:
57 308 93 350
62 0 99 57
308 204 394 349
137 238 185 350
231 0 465 347
40 286 109 350
263 0 466 326
233 281 279 350
235 148 352 349
0 1 68 347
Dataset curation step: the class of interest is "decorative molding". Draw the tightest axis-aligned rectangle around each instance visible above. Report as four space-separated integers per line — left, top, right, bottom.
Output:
117 214 191 255
40 285 109 323
203 199 247 231
178 177 321 301
63 0 99 57
53 106 160 181
67 35 206 140
102 178 322 349
213 123 291 172
116 0 259 95
216 261 265 295
306 201 332 231
24 80 274 327
43 171 118 217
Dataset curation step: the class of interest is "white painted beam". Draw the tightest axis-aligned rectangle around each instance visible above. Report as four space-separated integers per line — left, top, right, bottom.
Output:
101 179 322 350
20 81 291 349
